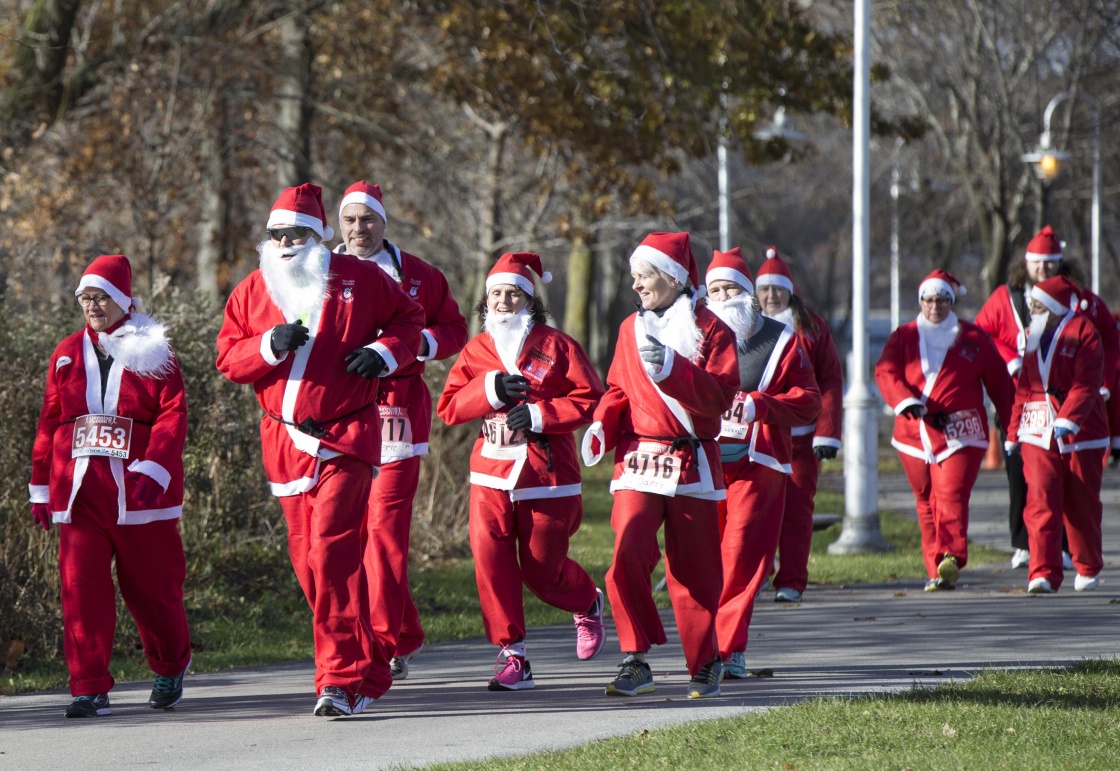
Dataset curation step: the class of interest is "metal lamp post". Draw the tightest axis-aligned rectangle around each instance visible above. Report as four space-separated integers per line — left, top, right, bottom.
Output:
829 0 890 555
1021 91 1101 295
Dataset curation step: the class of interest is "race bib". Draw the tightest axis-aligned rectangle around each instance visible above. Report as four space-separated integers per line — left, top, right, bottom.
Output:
481 412 528 460
942 408 985 448
620 441 681 495
1019 400 1050 437
720 392 752 440
379 405 413 461
71 414 133 459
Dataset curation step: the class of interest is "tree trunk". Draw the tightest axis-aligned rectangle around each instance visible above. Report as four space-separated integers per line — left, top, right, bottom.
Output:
276 3 313 188
196 114 228 298
588 241 621 375
6 0 82 128
465 107 508 336
563 236 592 346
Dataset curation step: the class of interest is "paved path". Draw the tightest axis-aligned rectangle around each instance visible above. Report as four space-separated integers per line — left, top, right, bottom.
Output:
3 469 1119 769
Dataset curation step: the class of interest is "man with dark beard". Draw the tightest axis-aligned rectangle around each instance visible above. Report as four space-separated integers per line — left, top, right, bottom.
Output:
1006 275 1108 594
704 247 820 680
216 183 424 716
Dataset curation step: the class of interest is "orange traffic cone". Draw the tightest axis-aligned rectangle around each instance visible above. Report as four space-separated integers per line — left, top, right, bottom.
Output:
983 428 1003 470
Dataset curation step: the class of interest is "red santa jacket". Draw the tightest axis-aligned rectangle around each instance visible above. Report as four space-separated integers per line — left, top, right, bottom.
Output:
338 242 468 463
718 319 821 474
582 304 739 500
216 251 424 496
436 322 604 500
793 311 843 450
875 316 1014 463
1007 312 1109 454
30 315 187 524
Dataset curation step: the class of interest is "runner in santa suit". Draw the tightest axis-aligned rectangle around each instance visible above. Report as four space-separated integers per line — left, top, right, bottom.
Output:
1006 275 1109 594
975 226 1118 569
705 248 820 680
582 231 738 700
30 254 191 718
875 271 1013 591
217 183 424 716
754 247 844 604
436 252 607 691
334 181 468 680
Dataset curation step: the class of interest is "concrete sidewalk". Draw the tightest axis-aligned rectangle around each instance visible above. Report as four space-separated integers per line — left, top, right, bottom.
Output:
2 469 1119 769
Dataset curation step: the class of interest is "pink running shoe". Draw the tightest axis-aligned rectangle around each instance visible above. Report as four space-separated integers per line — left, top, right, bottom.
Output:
487 646 535 691
573 588 606 660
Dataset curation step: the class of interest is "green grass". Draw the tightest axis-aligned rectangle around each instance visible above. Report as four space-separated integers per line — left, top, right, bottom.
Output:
3 462 999 694
429 659 1120 771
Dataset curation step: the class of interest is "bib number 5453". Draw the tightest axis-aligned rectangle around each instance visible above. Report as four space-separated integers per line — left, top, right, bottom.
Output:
71 414 133 459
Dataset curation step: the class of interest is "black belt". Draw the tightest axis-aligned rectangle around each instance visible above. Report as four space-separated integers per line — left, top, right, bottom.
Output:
525 432 553 473
265 405 369 439
623 433 705 453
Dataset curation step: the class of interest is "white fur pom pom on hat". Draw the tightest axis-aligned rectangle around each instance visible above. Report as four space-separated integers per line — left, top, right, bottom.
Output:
541 271 552 284
766 247 777 259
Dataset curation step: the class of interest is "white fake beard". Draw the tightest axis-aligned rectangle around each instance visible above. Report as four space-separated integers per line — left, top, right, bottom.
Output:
484 307 533 364
1024 311 1050 354
764 306 795 328
707 293 760 351
258 239 329 321
642 293 702 362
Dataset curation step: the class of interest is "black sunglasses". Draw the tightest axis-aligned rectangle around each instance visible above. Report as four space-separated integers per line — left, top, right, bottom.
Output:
268 226 312 241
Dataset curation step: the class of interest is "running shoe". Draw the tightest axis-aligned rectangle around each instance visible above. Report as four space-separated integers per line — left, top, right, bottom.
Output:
488 647 535 691
1010 548 1029 569
605 655 654 697
924 578 954 592
774 587 802 603
1062 552 1074 570
314 685 354 716
390 643 423 681
1027 577 1055 594
65 693 111 718
573 588 606 660
149 658 190 710
687 657 723 699
1074 574 1100 592
722 651 747 679
937 554 960 588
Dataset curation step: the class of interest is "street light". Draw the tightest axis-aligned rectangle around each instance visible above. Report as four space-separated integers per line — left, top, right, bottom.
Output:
1021 91 1101 295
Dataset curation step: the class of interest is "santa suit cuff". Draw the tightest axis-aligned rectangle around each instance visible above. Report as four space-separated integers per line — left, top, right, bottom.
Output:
128 459 172 491
1004 441 1020 455
528 403 544 433
260 334 289 366
28 484 49 504
581 422 606 466
417 329 439 362
813 437 842 449
1007 358 1022 377
369 341 397 376
1053 418 1079 435
648 347 675 383
1100 386 1111 401
484 371 505 411
894 397 925 416
742 394 759 423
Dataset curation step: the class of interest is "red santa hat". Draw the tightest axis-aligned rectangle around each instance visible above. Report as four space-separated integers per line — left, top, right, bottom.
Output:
487 252 552 297
266 183 334 241
1024 225 1063 262
705 247 755 293
1031 275 1085 316
337 180 387 229
75 254 133 312
629 231 699 289
918 269 966 303
754 246 795 293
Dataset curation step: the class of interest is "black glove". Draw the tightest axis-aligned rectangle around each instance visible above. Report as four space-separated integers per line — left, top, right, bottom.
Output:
494 374 529 406
506 403 533 432
814 446 838 461
927 412 949 429
899 404 923 421
344 347 386 379
271 321 309 353
1111 448 1120 467
639 335 667 369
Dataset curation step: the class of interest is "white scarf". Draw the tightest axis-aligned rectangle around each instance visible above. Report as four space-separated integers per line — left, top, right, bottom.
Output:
1023 311 1050 354
707 293 760 352
642 293 702 362
765 306 795 329
96 313 175 379
916 310 959 375
484 307 534 366
258 238 330 321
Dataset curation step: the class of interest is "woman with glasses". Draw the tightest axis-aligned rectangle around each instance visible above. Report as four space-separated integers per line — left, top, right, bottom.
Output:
875 270 1013 591
29 254 192 718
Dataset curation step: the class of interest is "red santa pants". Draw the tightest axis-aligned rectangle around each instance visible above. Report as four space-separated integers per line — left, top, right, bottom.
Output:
898 446 984 577
606 490 722 675
773 436 818 594
716 457 787 657
362 455 425 660
1021 444 1104 588
59 470 191 696
469 485 597 647
279 455 391 699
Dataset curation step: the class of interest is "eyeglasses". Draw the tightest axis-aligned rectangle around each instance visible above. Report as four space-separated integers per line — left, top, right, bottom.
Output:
268 226 312 242
77 294 114 308
920 296 951 306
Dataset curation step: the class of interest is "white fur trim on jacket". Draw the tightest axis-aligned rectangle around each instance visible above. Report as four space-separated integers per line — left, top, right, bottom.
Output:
97 313 175 379
581 422 606 466
127 459 172 491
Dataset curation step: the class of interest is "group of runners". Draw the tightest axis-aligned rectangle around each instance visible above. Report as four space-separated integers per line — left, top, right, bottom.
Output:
28 177 1110 719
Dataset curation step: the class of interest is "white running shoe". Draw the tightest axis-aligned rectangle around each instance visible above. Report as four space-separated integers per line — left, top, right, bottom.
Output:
774 587 803 603
1027 577 1055 594
1062 552 1074 570
1010 549 1029 569
1074 574 1100 592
